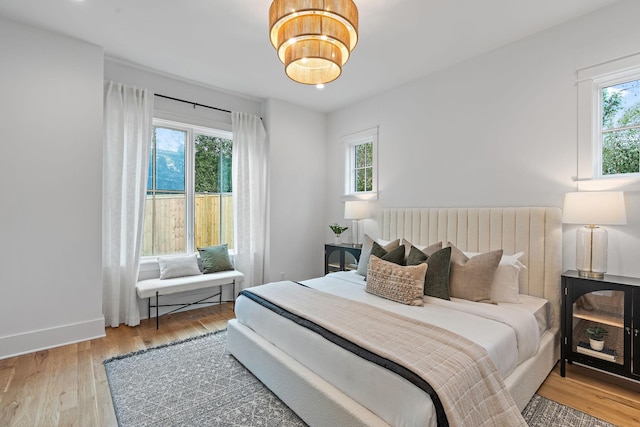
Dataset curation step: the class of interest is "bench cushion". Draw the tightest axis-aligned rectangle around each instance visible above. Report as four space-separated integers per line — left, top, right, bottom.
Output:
136 270 244 299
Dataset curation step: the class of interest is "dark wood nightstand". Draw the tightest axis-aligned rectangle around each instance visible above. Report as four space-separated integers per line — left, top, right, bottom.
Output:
561 270 640 381
324 243 362 274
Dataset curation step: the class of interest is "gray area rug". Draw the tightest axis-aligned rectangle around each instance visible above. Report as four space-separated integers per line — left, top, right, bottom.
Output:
104 330 616 427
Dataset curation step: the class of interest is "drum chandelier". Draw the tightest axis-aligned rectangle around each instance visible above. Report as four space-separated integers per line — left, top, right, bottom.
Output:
269 0 359 85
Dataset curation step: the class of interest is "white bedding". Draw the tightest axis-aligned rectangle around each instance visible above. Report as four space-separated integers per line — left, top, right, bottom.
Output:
331 270 550 337
234 272 547 427
315 271 542 375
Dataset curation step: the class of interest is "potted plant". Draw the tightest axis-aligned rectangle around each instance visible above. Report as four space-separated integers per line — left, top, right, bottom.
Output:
329 223 349 244
586 326 608 351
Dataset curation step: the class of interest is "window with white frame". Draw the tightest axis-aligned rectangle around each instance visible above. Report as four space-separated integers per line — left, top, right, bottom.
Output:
343 127 378 197
600 78 640 176
143 118 233 256
577 54 640 189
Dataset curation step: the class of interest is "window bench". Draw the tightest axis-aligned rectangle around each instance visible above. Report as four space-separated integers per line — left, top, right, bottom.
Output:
136 270 244 329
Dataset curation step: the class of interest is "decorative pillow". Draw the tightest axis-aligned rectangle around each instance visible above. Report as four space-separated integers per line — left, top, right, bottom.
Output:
406 246 452 300
356 234 401 276
448 244 502 302
401 239 443 259
371 242 406 265
158 254 202 280
366 255 427 306
463 250 525 303
198 244 234 274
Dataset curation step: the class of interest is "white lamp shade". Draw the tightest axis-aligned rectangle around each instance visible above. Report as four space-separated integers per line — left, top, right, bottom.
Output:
344 201 369 220
562 192 627 225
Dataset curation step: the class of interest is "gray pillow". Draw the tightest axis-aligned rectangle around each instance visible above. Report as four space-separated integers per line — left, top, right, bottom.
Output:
198 244 233 274
401 240 443 259
406 246 452 300
363 243 406 279
356 235 400 276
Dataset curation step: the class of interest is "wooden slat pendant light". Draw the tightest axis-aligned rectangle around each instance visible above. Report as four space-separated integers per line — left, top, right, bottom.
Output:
269 0 359 85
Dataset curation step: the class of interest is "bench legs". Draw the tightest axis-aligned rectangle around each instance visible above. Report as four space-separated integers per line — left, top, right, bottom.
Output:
147 280 236 329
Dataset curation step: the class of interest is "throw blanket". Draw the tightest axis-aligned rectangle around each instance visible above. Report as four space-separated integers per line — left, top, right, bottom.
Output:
242 281 526 427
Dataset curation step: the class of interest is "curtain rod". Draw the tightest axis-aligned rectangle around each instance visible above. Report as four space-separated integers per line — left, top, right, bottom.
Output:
154 94 232 114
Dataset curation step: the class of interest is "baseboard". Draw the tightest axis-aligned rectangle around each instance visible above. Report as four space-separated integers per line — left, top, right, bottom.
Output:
0 317 106 360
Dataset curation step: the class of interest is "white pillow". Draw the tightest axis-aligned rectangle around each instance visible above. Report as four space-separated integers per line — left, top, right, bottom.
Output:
158 254 203 280
463 251 525 303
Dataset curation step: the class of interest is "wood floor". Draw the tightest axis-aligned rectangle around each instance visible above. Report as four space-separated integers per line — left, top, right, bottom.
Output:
1 303 639 427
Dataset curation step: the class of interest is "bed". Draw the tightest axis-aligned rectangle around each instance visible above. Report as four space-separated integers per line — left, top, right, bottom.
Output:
228 207 562 426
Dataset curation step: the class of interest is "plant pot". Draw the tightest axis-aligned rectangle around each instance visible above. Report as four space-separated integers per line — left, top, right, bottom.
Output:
589 338 604 351
334 235 342 245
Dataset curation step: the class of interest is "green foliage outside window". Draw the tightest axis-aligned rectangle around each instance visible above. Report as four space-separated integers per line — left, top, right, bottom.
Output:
195 135 233 193
601 80 640 176
354 142 373 192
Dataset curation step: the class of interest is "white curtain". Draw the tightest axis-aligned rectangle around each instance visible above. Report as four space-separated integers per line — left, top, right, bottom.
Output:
102 81 154 327
232 112 268 290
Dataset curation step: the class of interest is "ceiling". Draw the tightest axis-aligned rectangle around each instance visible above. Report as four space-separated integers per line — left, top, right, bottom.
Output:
0 0 624 113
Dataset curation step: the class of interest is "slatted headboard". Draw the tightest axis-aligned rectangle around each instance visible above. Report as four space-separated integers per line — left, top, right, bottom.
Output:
378 207 562 329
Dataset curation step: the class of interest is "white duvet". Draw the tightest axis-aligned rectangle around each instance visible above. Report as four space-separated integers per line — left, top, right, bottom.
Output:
234 272 543 427
307 271 540 377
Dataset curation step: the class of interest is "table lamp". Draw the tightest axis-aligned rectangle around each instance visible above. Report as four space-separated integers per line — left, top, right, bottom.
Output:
562 191 626 279
344 201 369 247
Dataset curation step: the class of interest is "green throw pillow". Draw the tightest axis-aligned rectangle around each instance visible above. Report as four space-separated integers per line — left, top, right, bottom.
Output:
371 242 406 265
198 244 233 274
357 235 400 276
363 242 406 279
406 245 452 300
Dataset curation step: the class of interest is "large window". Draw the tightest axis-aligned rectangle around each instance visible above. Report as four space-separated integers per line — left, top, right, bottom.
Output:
343 127 378 198
143 119 233 256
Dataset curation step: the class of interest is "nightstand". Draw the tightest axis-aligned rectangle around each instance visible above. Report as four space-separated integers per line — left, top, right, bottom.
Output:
561 270 640 380
324 243 362 274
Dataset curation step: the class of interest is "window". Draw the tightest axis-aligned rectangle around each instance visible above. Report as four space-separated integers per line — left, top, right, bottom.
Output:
577 53 640 190
343 127 378 198
143 119 233 256
601 79 640 176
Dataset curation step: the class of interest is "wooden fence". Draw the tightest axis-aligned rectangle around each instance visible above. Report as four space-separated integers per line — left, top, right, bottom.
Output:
142 194 233 256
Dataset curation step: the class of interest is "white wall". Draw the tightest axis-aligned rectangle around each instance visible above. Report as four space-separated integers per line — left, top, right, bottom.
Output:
0 17 105 358
105 59 263 129
264 99 328 282
326 0 640 278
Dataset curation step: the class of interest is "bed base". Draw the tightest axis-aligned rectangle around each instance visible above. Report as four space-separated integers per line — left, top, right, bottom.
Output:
228 319 388 427
228 319 559 425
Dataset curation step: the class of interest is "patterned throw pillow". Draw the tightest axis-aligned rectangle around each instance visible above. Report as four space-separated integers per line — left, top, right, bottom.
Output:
198 244 233 274
448 244 502 302
365 255 427 306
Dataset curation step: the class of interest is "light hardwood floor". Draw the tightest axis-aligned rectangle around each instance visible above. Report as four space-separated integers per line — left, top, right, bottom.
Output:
1 304 639 427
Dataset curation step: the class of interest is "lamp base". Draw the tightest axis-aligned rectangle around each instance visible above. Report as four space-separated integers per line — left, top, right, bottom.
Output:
577 270 605 279
575 225 607 280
